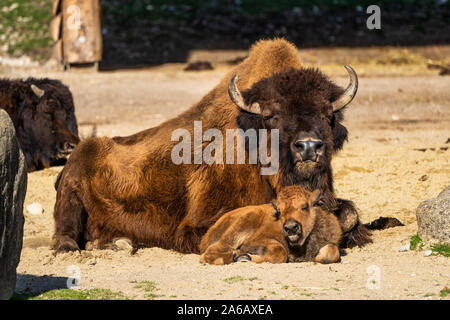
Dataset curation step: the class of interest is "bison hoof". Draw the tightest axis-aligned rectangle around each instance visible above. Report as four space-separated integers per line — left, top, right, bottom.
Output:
113 238 134 251
52 236 80 254
234 253 251 262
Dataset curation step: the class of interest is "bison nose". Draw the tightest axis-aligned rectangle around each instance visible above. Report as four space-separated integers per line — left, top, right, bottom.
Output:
284 221 301 234
295 140 323 162
63 141 76 152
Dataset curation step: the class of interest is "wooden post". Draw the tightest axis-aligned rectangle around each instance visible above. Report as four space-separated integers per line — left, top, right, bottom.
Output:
58 0 102 68
50 13 62 42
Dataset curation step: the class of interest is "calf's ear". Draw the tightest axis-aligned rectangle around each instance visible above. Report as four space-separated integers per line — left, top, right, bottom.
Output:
271 200 280 219
310 189 322 207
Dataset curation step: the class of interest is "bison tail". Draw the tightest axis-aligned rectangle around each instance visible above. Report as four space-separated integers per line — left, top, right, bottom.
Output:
341 222 372 249
364 216 404 230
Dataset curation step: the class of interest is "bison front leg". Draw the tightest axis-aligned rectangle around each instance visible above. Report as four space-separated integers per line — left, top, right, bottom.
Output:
314 244 340 264
175 200 229 254
235 240 288 264
335 198 372 248
174 223 207 254
52 174 87 253
200 242 235 265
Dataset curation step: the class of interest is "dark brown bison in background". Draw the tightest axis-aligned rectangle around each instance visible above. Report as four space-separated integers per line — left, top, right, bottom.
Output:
52 38 370 254
0 78 80 172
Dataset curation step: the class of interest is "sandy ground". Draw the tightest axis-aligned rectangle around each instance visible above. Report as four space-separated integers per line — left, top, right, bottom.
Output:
3 55 449 300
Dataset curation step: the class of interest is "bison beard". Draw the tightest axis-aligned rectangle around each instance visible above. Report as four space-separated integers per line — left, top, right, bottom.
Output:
52 39 371 254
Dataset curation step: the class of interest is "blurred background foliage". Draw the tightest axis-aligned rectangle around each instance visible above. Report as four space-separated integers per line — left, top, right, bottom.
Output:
0 0 449 64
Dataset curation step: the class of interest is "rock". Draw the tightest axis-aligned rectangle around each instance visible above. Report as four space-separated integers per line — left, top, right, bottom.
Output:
0 110 27 300
423 250 432 257
398 244 410 252
416 186 450 243
114 238 133 251
184 61 214 71
26 202 43 215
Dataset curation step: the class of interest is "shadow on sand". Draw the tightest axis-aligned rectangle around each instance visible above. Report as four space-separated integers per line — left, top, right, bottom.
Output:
13 274 70 299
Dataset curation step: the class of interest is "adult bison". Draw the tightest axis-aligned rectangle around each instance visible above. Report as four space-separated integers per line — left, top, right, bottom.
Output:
52 39 370 254
0 78 80 172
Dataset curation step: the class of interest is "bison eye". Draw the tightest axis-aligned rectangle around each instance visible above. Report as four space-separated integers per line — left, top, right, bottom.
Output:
264 115 280 127
302 204 309 211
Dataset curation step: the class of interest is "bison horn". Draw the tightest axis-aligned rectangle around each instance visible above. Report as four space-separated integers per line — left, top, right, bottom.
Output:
31 84 45 98
228 74 261 115
331 65 358 112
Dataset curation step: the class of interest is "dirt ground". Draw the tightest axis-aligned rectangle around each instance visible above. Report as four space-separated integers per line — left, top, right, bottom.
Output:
3 48 449 300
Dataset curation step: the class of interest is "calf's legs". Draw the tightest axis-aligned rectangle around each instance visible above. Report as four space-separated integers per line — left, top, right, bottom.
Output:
201 238 288 265
238 239 287 264
200 242 235 265
314 244 340 264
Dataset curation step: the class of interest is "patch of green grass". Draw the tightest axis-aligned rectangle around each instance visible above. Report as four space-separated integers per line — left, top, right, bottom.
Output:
134 280 164 300
440 287 450 297
134 280 158 292
223 276 246 284
291 287 317 297
430 243 450 257
146 293 165 299
223 276 260 284
424 293 435 297
281 285 289 290
409 233 450 257
0 0 53 59
331 287 340 291
224 275 259 284
410 234 425 251
258 296 266 300
13 289 128 300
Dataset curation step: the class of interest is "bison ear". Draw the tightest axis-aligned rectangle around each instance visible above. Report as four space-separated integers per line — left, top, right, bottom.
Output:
310 189 322 207
271 200 280 219
332 118 348 152
31 84 45 98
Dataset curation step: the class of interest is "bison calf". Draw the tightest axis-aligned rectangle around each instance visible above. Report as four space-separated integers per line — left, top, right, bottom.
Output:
199 186 342 265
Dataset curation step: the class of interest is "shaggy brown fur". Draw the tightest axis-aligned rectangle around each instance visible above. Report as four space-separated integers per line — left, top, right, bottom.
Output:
199 186 342 265
277 186 342 263
0 78 79 171
52 38 369 254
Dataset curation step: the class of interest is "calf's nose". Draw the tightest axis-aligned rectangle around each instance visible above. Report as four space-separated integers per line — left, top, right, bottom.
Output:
284 221 301 234
295 140 323 162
